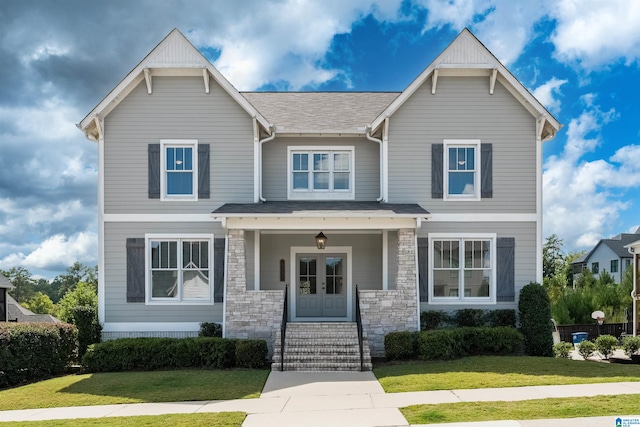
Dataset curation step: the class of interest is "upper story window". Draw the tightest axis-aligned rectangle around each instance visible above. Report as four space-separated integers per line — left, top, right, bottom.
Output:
429 234 496 303
160 140 198 201
444 140 480 200
288 146 354 200
611 259 619 273
592 262 599 274
147 234 212 304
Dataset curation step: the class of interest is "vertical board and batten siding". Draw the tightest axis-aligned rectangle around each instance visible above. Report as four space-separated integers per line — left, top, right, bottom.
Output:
103 76 255 214
262 137 380 201
418 221 536 311
258 233 383 292
388 76 537 213
104 222 224 323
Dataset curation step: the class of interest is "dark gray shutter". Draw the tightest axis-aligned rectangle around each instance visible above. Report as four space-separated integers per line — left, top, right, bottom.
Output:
417 238 429 302
496 237 515 302
126 238 146 303
198 144 210 199
148 144 160 199
481 143 493 198
432 143 443 199
214 238 225 302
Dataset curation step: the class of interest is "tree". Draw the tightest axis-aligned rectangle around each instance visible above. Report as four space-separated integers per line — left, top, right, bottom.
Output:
22 292 56 315
56 281 98 323
51 263 98 302
543 234 565 279
1 267 36 303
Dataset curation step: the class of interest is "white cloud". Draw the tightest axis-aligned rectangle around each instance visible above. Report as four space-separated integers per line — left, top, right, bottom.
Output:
532 78 567 115
551 0 640 69
0 232 98 271
543 104 640 250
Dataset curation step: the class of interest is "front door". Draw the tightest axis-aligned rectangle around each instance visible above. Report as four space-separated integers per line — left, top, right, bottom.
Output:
295 253 347 319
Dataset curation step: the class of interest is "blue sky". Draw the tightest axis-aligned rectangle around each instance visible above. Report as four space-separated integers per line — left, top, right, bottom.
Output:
0 0 639 278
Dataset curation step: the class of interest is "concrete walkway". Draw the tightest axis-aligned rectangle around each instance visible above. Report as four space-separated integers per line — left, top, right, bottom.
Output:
1 372 640 426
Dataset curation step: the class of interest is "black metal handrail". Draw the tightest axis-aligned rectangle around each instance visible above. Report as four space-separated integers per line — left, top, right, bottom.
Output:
280 284 288 372
355 284 364 371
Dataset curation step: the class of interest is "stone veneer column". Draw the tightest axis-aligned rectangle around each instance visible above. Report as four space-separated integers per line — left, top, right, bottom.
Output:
358 228 419 356
224 229 283 355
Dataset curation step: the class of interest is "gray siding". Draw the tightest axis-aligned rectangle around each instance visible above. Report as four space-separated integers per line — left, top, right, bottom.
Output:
104 77 255 214
104 221 224 323
388 76 536 212
262 137 380 201
419 221 537 311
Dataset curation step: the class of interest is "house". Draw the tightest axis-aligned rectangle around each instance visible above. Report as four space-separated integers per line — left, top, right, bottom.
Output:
571 227 640 284
0 276 60 323
77 28 560 363
0 276 12 322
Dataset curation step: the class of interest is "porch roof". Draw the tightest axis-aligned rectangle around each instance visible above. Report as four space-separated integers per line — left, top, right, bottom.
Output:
212 201 429 217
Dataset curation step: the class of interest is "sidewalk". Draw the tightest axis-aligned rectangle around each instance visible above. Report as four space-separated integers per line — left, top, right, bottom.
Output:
1 371 639 426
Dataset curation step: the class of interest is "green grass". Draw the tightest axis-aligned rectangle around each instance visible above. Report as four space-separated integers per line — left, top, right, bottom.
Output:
401 394 640 424
2 412 245 427
374 356 640 392
0 369 270 411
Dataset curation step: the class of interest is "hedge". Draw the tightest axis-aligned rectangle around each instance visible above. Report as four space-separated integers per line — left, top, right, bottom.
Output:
420 309 516 330
518 282 553 357
385 327 523 361
82 337 267 372
69 306 102 360
0 322 78 388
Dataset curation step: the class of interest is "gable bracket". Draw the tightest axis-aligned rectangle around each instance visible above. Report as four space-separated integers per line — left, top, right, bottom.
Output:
143 68 152 94
489 68 497 95
431 69 439 95
202 69 210 94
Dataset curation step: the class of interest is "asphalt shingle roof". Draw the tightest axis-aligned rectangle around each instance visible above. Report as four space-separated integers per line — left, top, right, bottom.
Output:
213 201 429 215
241 92 400 134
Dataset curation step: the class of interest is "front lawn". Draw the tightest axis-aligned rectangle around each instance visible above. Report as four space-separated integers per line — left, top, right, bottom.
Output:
374 356 640 393
2 413 245 427
0 369 269 411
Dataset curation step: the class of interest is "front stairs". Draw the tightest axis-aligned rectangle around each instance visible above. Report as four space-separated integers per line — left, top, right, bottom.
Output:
272 322 372 371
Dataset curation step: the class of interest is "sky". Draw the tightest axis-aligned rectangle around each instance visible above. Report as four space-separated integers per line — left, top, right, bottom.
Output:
1 0 639 278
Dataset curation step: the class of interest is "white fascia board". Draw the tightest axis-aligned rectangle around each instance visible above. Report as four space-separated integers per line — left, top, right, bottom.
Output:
223 216 422 230
625 240 640 253
102 322 201 332
427 213 537 222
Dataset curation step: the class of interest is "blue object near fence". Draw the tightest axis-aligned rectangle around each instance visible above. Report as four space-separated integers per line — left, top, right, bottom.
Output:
571 332 588 344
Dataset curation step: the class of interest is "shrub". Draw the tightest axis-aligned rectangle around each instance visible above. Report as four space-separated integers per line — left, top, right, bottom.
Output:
81 336 252 372
199 322 222 338
235 340 268 368
622 336 640 357
594 334 618 359
553 342 573 359
415 327 522 361
384 331 418 360
70 306 101 360
420 311 448 331
455 309 485 327
577 340 596 360
518 282 553 357
0 323 78 388
485 309 517 328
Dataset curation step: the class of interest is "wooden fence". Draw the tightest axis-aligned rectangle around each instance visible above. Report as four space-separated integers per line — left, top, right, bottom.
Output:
556 322 633 342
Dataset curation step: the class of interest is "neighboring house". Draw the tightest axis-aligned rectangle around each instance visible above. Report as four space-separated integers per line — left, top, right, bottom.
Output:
77 28 560 357
571 227 640 284
0 276 60 323
0 275 12 322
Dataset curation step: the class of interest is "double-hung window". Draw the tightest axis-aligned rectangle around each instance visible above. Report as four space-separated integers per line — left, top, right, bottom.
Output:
161 140 198 200
147 235 212 304
288 146 354 200
611 259 618 273
444 140 480 200
429 234 496 303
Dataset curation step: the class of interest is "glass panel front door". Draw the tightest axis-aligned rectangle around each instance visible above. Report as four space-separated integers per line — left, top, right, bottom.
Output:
296 253 347 318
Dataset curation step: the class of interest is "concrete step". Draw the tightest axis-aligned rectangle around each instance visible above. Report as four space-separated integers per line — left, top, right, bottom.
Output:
271 361 373 371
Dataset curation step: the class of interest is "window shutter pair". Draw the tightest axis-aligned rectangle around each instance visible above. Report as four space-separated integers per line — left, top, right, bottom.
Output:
148 143 210 199
126 237 225 303
416 236 515 302
431 143 493 199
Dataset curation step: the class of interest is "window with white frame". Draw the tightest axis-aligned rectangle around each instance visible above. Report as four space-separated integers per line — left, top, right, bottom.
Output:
430 234 495 302
288 147 354 200
161 140 198 200
444 140 480 200
147 235 212 304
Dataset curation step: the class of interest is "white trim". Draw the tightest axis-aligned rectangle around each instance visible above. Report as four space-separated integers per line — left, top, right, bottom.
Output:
222 233 229 338
443 139 481 201
290 246 353 321
102 322 201 332
382 230 389 290
287 146 355 200
224 216 420 230
254 231 260 291
160 139 198 201
105 214 215 222
382 118 389 202
536 117 544 284
428 213 537 222
97 123 106 325
428 233 497 305
414 231 421 330
253 118 260 203
144 233 215 305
